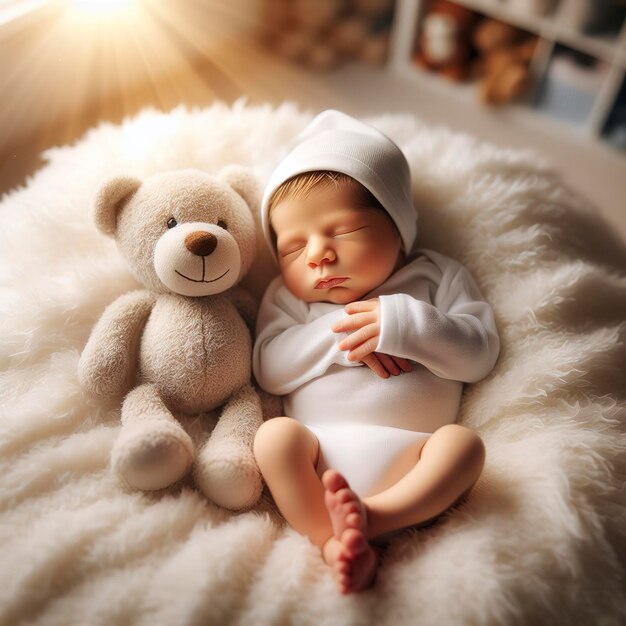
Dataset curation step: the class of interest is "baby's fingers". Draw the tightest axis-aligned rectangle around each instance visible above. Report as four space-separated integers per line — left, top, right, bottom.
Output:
344 300 377 315
391 356 413 373
331 312 374 333
375 353 401 376
346 337 378 362
338 323 379 352
361 354 390 379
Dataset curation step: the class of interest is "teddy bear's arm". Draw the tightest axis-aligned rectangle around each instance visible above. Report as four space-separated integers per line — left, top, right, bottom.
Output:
227 287 258 335
78 289 156 399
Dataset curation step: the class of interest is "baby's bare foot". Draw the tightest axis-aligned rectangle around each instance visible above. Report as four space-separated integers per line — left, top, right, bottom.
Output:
339 528 380 594
322 533 379 595
322 536 352 591
322 469 379 593
322 469 367 539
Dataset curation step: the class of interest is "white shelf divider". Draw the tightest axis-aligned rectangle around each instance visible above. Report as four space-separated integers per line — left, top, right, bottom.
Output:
388 0 423 72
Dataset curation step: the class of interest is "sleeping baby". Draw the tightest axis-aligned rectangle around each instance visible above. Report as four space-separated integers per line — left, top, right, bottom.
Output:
252 110 501 594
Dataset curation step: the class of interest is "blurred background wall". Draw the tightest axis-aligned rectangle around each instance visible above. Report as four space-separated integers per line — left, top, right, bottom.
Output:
0 0 624 239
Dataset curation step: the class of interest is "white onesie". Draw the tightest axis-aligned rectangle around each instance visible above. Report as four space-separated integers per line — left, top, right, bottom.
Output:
252 248 500 498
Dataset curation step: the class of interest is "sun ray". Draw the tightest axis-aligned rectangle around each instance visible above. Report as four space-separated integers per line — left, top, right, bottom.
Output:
1 0 339 190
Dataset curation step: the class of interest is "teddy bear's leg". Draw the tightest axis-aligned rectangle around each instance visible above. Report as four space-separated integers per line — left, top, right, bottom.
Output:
194 382 264 511
112 383 195 491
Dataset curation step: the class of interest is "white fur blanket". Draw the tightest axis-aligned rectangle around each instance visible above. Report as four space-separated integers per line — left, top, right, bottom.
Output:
1 101 625 626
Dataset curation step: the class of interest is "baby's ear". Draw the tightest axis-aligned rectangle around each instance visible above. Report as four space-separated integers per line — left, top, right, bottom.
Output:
93 176 142 236
218 164 262 214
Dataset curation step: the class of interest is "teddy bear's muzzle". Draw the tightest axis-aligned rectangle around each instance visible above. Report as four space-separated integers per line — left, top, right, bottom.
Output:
154 221 241 297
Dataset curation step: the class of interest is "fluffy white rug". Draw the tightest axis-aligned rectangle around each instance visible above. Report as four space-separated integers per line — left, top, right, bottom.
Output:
1 101 625 626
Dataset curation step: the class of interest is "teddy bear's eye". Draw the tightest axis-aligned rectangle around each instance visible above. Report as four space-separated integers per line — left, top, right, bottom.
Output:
167 217 177 229
217 220 227 230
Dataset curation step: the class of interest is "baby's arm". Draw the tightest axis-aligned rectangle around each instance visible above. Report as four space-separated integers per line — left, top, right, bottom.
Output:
335 261 500 383
252 278 358 396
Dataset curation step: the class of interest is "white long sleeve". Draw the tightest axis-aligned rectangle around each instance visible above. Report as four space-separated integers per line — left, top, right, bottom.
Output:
375 256 500 383
252 276 358 395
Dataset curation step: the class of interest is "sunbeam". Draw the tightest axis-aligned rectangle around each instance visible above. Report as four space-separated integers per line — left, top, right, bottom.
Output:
0 0 268 158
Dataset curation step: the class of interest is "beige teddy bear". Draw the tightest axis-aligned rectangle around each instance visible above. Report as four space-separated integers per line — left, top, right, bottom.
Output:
78 166 265 511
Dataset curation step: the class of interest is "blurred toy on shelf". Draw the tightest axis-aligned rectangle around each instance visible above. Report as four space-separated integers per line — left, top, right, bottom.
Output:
501 0 559 18
257 0 395 72
471 17 539 106
393 0 626 151
412 0 479 81
533 45 610 126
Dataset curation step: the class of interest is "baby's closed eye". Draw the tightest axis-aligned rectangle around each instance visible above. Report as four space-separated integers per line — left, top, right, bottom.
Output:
332 225 369 237
279 243 306 257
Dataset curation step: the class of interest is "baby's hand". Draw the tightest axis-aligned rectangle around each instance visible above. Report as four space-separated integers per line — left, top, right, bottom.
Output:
331 298 412 378
362 352 413 378
332 298 382 362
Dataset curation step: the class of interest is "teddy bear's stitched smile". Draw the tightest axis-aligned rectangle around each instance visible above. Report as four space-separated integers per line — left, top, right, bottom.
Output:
175 267 230 283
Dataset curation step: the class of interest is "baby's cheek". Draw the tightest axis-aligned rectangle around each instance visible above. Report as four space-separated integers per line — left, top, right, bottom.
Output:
357 247 387 272
283 263 309 299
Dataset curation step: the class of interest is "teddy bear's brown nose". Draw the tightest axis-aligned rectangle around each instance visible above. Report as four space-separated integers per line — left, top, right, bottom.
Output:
185 231 217 257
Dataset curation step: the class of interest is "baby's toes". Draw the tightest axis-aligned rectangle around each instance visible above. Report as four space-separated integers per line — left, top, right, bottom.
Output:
336 488 355 505
326 488 357 516
336 559 350 579
324 487 341 515
337 500 365 536
337 567 351 594
345 511 362 529
322 469 348 493
341 528 368 558
334 558 351 590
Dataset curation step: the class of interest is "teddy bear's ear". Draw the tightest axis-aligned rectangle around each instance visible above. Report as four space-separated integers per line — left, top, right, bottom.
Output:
93 176 142 236
218 164 261 214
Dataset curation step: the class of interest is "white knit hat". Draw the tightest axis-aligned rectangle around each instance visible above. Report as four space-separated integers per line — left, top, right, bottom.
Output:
261 109 417 260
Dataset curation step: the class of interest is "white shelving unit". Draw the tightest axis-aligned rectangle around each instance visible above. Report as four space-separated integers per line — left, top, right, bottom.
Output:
388 0 626 151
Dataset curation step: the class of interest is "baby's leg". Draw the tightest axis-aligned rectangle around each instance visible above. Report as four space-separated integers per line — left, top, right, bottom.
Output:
253 417 330 547
361 423 486 541
253 417 379 593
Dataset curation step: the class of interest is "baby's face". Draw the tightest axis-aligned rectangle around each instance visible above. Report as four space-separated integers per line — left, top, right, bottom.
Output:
270 184 402 304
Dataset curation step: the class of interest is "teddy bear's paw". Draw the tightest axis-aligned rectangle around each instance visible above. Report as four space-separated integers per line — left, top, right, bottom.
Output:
112 424 194 491
194 444 263 511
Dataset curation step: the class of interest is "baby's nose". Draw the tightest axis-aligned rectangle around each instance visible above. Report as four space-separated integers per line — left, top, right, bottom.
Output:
306 235 336 268
308 257 332 269
307 247 336 268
